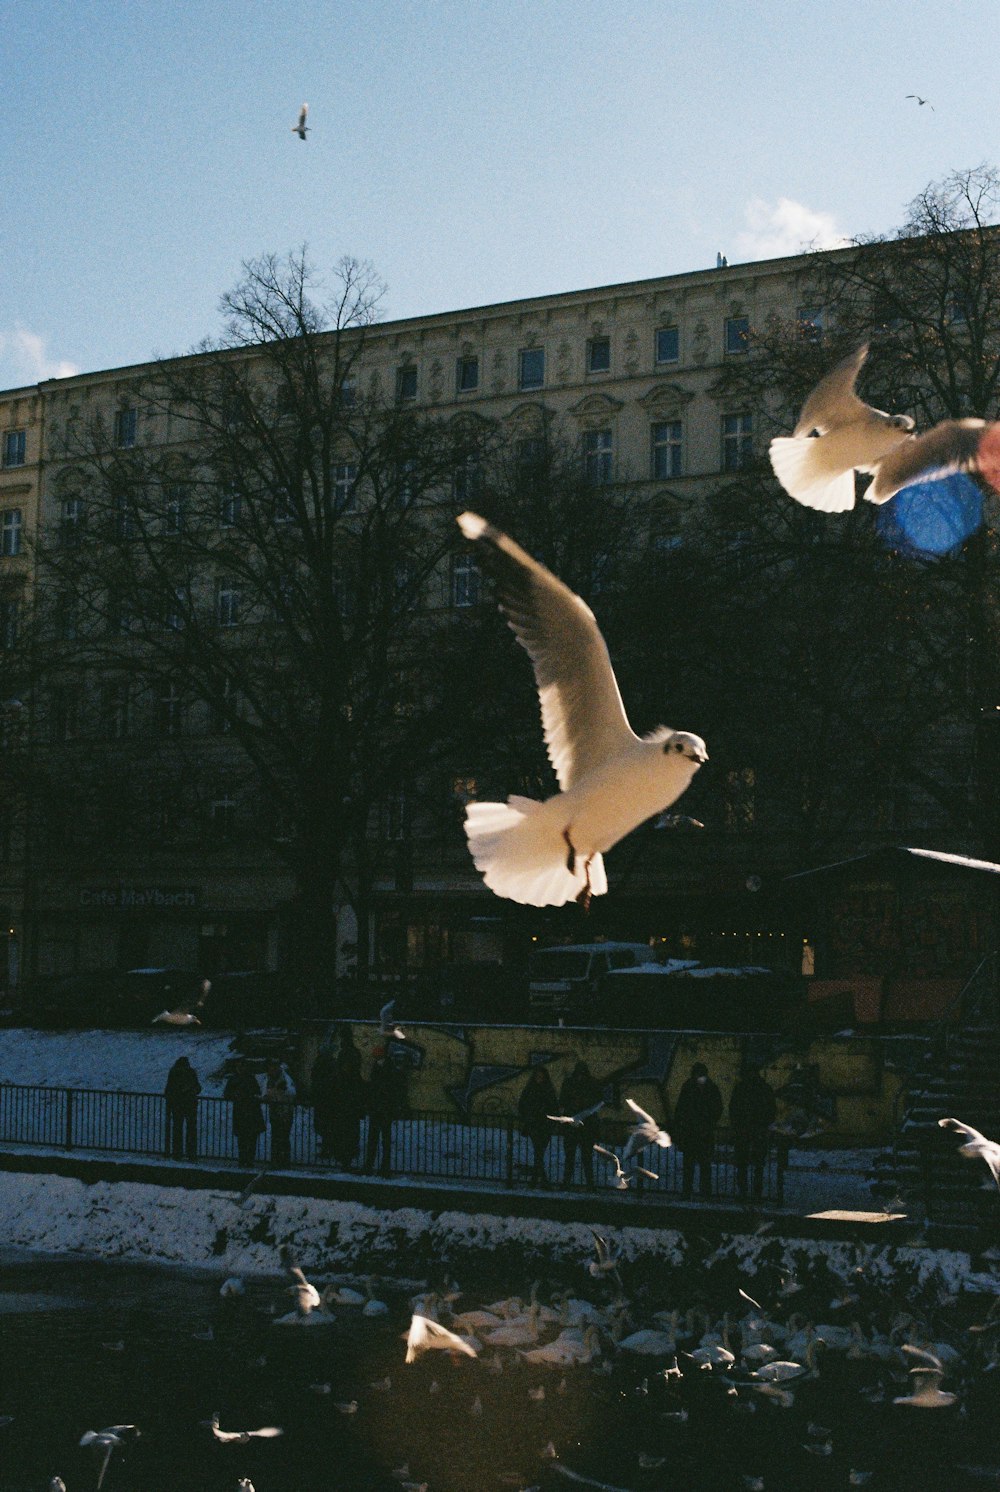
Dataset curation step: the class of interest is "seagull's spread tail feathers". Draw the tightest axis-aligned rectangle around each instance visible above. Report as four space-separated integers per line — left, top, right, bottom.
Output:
464 796 606 907
769 436 857 512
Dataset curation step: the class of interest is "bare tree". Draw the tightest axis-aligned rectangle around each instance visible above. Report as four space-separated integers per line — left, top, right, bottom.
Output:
35 250 492 1004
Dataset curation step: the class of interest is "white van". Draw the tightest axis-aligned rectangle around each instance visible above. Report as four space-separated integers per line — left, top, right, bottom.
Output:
528 941 651 1020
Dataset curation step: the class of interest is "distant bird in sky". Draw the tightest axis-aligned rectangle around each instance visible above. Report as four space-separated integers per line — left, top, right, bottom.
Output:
456 511 707 908
939 1116 1000 1188
906 93 934 109
769 343 1000 511
292 103 309 139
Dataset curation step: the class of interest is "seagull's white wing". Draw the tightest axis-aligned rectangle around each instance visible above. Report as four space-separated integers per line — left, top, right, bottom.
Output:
867 418 987 503
456 512 635 789
793 344 871 436
625 1097 657 1129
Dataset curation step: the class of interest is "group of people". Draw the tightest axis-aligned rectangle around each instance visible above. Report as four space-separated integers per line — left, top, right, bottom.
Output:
311 1030 407 1175
517 1058 777 1201
163 1055 298 1167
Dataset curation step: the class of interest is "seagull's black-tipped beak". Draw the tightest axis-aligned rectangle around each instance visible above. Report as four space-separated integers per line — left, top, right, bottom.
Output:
687 749 708 764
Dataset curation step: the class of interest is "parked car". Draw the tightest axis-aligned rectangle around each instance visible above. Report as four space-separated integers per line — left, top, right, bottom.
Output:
528 941 651 1021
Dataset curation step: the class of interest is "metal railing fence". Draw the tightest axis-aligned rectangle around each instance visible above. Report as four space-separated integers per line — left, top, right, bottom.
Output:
0 1081 784 1202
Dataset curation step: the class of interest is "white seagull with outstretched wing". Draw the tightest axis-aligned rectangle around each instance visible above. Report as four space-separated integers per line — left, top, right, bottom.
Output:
769 343 1000 512
938 1115 1000 1189
456 512 707 908
292 103 309 139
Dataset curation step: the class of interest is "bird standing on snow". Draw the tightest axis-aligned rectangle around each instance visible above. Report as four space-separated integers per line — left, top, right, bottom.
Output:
769 343 1000 512
456 511 707 908
292 103 309 139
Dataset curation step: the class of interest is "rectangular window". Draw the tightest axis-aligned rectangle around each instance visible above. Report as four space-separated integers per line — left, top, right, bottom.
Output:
50 688 80 743
113 491 136 541
209 786 237 843
163 485 186 535
220 485 242 527
655 327 680 364
381 789 408 841
587 337 611 373
216 577 240 627
331 461 357 513
397 365 418 402
61 497 84 547
163 588 186 631
516 436 546 476
102 680 131 740
339 375 357 408
519 347 545 390
1 509 22 558
450 552 481 608
114 406 138 448
796 306 824 342
722 412 754 471
724 766 756 832
0 598 18 650
725 316 749 354
212 676 241 734
582 429 613 485
157 682 184 737
456 356 479 393
453 454 481 506
651 421 683 479
2 430 26 467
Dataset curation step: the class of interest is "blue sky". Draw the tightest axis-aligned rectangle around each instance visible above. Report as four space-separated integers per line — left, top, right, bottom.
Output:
1 0 996 390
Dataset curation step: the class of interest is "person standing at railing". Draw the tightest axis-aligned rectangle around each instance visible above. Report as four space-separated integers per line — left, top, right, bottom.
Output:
331 1025 364 1169
363 1046 404 1177
518 1063 558 1187
224 1059 265 1168
673 1061 723 1200
264 1059 296 1167
558 1059 602 1187
164 1055 201 1162
729 1064 776 1202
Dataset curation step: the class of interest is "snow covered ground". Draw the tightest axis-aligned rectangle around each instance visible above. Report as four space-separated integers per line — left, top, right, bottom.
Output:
0 1026 243 1095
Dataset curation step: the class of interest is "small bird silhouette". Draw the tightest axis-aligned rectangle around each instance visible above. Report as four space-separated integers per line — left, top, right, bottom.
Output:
906 93 934 110
457 511 706 907
770 343 1000 510
292 103 309 139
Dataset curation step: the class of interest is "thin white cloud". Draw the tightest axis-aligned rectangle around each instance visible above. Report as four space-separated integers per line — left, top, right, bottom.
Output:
733 197 851 262
0 327 79 387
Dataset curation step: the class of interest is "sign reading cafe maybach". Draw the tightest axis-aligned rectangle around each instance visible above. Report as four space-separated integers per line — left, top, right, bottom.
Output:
78 886 202 911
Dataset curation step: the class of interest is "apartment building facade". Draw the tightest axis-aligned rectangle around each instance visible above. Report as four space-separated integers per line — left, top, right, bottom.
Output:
6 243 987 1007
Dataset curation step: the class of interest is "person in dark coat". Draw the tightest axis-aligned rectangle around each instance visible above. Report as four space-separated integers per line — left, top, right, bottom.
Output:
263 1059 296 1167
518 1064 558 1186
224 1061 265 1167
364 1046 404 1176
557 1059 603 1186
164 1055 201 1161
331 1025 364 1169
729 1065 777 1200
310 1040 337 1160
673 1061 723 1199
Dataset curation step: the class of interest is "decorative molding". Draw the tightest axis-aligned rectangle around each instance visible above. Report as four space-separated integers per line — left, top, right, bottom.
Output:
637 382 696 412
623 327 640 374
490 348 508 394
567 391 624 419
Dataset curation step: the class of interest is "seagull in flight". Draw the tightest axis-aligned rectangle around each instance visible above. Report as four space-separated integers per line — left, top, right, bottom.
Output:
906 93 934 109
152 1007 201 1026
405 1313 479 1362
546 1099 605 1127
593 1143 658 1191
769 343 1000 511
279 1244 324 1316
292 103 309 139
622 1098 671 1160
456 511 707 908
379 999 406 1041
79 1427 138 1490
203 1412 284 1444
939 1116 1000 1188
